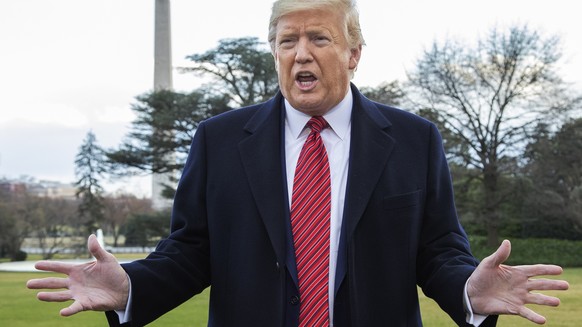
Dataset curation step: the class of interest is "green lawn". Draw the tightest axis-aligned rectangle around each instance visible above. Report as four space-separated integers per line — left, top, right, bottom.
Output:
3 268 580 326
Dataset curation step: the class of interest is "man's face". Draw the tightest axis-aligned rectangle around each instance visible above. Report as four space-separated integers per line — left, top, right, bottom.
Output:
274 8 361 116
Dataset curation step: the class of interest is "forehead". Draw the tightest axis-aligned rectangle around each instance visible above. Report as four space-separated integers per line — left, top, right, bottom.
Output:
276 8 344 34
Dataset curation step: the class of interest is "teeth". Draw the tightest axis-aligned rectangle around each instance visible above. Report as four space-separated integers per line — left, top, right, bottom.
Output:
296 72 316 87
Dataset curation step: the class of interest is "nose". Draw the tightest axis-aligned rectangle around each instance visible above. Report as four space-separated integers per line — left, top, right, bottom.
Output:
295 38 313 64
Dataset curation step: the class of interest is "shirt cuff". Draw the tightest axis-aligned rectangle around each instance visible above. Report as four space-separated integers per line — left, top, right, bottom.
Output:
464 277 488 326
114 274 133 324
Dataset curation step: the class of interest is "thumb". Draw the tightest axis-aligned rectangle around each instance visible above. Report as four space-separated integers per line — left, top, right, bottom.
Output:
87 234 110 262
485 239 511 268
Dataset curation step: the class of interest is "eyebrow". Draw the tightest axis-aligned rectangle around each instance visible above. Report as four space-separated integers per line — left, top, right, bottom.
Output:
277 25 331 38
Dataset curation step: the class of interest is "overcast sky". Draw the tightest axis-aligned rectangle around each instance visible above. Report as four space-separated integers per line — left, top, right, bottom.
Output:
1 0 580 197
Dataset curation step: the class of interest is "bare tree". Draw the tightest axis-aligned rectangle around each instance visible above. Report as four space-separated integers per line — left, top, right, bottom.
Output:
0 189 36 261
406 25 580 246
34 197 78 260
103 195 153 247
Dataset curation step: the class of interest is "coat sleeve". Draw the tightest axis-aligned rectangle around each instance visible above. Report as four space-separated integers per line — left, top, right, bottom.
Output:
416 123 498 326
105 122 212 326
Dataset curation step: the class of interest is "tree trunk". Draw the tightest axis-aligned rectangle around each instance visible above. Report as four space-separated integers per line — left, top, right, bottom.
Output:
483 164 500 248
485 212 500 248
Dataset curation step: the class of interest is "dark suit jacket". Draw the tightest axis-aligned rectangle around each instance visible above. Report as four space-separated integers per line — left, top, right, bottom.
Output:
107 85 497 326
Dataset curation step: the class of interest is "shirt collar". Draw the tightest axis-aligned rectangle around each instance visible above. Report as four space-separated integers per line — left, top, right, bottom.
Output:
285 88 353 140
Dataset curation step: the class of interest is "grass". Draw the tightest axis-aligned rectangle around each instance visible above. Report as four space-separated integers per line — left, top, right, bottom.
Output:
3 268 580 326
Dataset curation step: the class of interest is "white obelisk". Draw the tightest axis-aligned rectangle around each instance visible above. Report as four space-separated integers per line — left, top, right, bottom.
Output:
96 229 105 249
152 0 174 210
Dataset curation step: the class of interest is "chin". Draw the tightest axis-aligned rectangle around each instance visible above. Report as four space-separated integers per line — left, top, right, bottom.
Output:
292 93 321 107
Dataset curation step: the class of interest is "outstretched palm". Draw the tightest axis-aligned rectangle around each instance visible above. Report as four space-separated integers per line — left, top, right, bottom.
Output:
467 240 569 324
27 234 130 316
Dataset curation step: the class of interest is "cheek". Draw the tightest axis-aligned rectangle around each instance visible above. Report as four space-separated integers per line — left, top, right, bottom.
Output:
323 53 350 78
275 56 292 76
329 62 348 83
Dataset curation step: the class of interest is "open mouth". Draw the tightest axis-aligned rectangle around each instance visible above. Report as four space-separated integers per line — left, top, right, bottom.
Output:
296 72 318 89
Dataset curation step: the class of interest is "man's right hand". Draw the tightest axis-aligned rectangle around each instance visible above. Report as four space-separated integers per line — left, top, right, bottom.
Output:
27 234 130 316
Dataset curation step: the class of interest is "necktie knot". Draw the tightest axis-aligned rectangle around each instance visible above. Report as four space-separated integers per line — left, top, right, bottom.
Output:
307 116 328 134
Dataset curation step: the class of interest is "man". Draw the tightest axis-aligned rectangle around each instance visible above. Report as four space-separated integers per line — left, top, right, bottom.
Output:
27 0 568 326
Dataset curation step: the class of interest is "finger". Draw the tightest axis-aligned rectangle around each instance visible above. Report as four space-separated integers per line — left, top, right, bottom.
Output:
521 264 564 278
88 234 112 262
34 261 74 274
484 239 511 268
528 278 570 291
37 290 73 302
518 306 547 325
526 292 561 307
61 300 85 317
27 277 68 290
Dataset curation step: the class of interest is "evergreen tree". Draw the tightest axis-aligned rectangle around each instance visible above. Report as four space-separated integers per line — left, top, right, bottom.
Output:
180 37 279 106
523 118 582 239
360 81 405 107
75 131 106 234
108 37 279 197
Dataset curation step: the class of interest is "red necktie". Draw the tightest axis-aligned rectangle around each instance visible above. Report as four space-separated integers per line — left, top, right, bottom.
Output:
290 116 331 327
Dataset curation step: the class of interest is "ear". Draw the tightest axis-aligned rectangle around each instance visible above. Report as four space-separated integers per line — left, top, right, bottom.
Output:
349 44 362 70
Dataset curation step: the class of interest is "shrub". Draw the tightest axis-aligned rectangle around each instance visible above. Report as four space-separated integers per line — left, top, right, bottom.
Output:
469 236 582 267
11 250 27 262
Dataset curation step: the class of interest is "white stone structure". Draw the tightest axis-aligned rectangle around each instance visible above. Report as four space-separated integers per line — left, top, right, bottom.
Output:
152 0 174 210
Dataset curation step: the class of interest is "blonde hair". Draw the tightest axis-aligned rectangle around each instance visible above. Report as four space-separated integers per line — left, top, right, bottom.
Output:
268 0 365 53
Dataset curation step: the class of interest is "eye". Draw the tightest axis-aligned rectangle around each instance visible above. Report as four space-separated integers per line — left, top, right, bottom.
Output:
313 35 331 46
278 38 296 49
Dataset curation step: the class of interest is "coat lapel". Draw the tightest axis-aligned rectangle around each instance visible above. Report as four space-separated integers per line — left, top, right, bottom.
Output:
344 88 395 238
335 86 396 295
238 93 289 270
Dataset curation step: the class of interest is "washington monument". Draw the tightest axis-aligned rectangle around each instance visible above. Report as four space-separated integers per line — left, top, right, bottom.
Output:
152 0 173 209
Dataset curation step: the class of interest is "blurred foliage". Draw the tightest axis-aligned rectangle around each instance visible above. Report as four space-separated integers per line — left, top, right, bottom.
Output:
470 236 582 267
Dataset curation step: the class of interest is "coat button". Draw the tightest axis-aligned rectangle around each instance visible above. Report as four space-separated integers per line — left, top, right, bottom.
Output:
290 295 300 305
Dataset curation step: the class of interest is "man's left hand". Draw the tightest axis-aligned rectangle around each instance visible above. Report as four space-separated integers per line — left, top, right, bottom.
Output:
467 239 569 324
